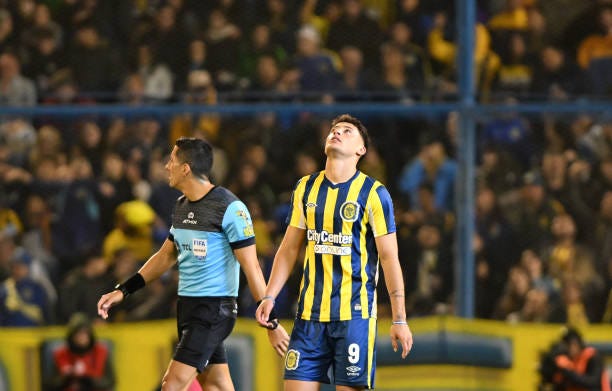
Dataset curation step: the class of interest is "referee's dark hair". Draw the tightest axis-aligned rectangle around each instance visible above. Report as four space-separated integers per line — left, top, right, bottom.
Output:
331 114 370 152
175 137 213 180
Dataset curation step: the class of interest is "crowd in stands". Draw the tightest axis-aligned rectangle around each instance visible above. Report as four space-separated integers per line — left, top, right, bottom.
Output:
0 0 611 328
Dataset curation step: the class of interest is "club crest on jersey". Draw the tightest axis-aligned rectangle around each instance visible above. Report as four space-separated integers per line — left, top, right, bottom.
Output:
285 349 300 370
340 201 359 222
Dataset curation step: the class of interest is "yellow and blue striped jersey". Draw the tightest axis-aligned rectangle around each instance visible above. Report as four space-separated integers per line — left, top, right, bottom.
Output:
287 170 396 322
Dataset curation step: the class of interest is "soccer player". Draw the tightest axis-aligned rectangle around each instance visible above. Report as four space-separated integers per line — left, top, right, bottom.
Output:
256 114 413 390
97 137 289 391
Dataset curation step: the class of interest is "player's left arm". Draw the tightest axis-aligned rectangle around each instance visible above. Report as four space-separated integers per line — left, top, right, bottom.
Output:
376 233 414 358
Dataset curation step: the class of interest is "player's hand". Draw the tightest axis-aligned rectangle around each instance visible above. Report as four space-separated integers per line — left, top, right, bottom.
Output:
255 299 275 328
267 323 290 357
96 290 124 320
390 323 413 359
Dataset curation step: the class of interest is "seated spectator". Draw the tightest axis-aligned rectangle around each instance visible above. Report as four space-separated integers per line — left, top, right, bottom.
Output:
404 222 454 316
67 22 121 101
578 5 612 96
204 8 241 90
299 0 342 43
542 213 604 321
0 242 51 326
494 32 533 98
126 43 173 102
44 313 115 391
169 70 220 144
102 200 157 263
428 11 501 101
23 28 66 98
577 5 612 70
0 51 37 106
293 24 339 96
326 0 383 68
57 252 113 323
530 45 584 100
492 265 531 320
488 0 529 32
239 24 287 82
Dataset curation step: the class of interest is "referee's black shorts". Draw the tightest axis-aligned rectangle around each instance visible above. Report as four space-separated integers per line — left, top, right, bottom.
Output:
174 296 237 372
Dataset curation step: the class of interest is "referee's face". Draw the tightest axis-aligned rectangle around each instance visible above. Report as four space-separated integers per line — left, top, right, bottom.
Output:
166 146 187 188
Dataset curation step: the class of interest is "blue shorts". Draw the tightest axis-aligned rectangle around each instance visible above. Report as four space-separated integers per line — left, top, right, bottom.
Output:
284 317 377 389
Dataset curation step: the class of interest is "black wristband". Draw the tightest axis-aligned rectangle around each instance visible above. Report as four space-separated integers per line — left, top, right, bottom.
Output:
115 273 145 298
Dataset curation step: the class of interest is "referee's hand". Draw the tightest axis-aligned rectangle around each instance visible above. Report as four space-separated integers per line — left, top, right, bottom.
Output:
97 290 124 320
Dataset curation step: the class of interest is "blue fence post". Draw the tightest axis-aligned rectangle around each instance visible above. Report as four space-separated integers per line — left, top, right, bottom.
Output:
455 0 477 318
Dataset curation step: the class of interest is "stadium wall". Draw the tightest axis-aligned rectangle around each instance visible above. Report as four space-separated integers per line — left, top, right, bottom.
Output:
1 317 611 391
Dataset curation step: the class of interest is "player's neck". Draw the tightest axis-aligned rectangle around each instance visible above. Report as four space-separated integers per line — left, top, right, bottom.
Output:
181 178 215 201
324 158 358 184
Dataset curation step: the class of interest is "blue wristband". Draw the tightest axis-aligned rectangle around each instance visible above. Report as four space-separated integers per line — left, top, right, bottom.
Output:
393 321 408 325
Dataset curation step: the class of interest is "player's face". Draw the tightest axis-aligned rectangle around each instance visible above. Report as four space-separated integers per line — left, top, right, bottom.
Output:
325 121 365 158
165 146 186 188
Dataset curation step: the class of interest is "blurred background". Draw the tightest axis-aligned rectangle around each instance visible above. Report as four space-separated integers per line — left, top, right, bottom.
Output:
0 0 611 390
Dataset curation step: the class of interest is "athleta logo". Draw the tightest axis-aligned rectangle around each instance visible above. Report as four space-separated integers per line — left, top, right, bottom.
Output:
182 211 197 224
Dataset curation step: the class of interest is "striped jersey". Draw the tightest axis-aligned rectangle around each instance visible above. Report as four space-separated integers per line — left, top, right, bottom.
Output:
287 170 396 321
168 187 255 297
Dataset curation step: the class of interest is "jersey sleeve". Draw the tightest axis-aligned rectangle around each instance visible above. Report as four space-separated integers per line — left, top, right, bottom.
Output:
222 200 256 249
286 177 307 229
367 183 396 237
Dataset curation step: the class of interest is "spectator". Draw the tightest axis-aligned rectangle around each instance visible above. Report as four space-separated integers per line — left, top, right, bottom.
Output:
24 28 66 98
531 45 584 101
169 70 220 144
204 8 241 90
44 312 116 391
492 265 531 320
299 0 342 43
127 43 173 102
578 5 612 96
0 241 51 326
0 51 36 105
102 200 156 263
147 5 189 78
293 24 339 95
404 222 454 316
0 8 17 53
57 252 112 323
542 213 604 322
20 194 58 283
239 24 287 82
398 135 457 212
67 22 121 100
326 0 384 67
494 32 533 98
427 11 500 101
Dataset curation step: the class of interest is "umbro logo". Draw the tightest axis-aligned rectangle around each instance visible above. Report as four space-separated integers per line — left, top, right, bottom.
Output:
306 202 317 209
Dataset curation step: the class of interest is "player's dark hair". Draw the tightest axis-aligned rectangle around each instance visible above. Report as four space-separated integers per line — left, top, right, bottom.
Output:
175 137 213 180
331 114 370 151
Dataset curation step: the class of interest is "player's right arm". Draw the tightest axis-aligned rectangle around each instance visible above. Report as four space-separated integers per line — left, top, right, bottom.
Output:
97 239 177 319
255 225 305 327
